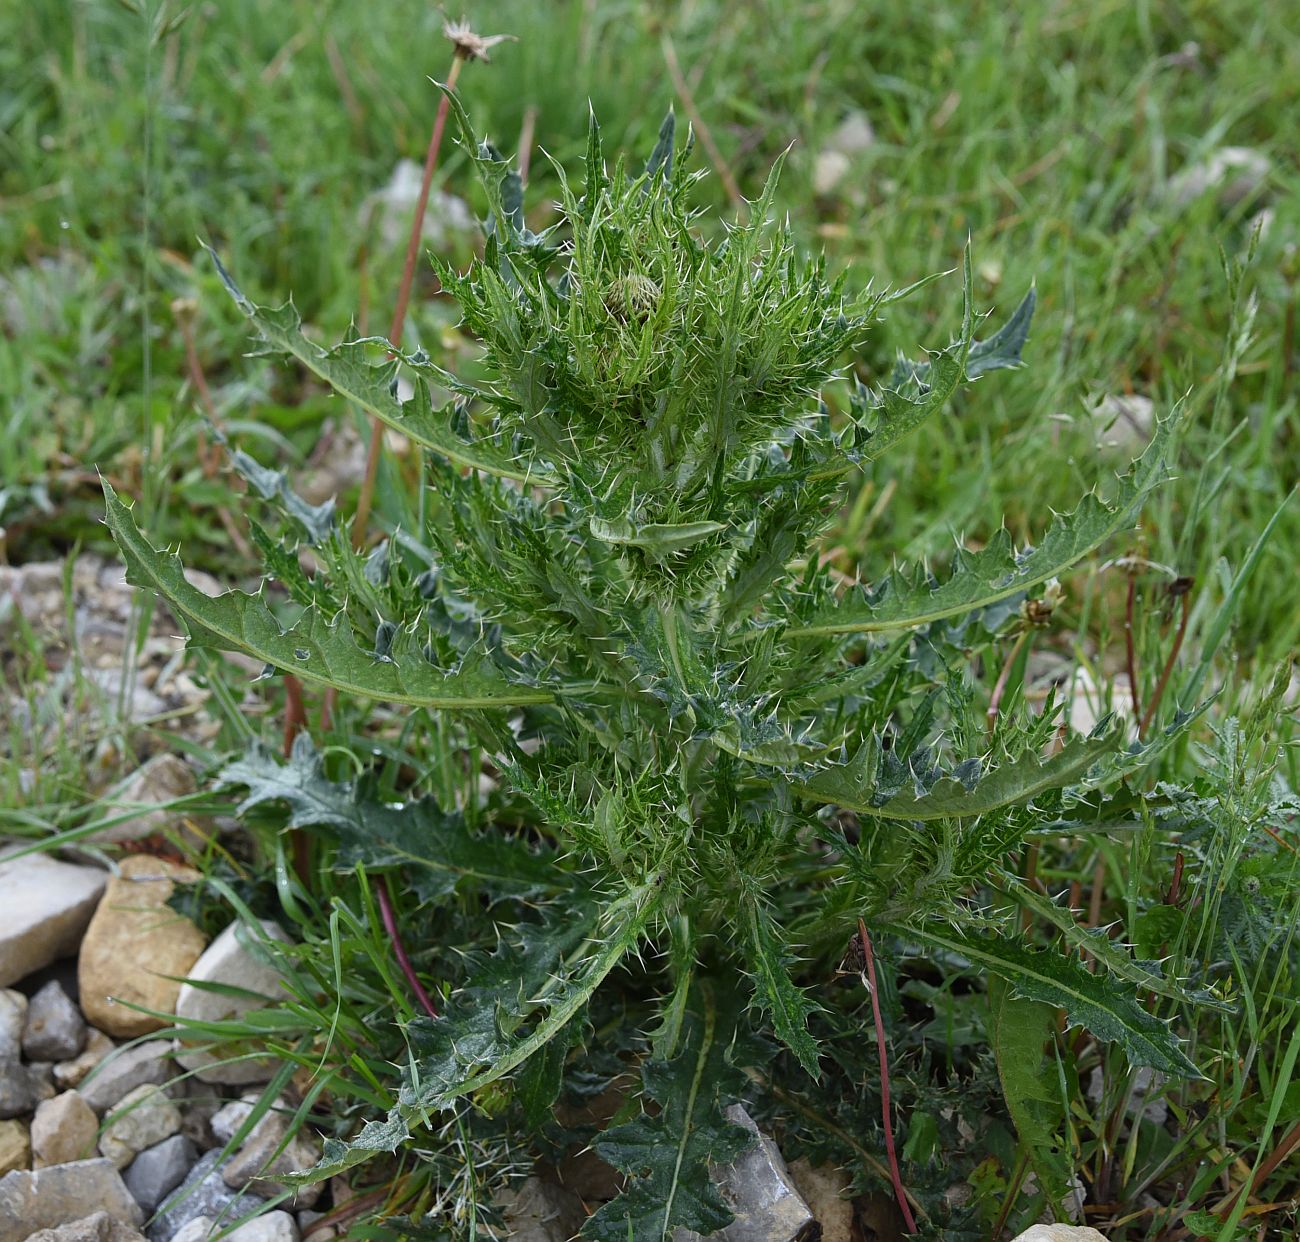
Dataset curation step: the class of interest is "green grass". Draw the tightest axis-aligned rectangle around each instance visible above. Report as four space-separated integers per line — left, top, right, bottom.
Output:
2 2 1298 1238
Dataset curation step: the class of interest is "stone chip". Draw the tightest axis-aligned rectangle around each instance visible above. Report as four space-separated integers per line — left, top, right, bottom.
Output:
22 981 87 1062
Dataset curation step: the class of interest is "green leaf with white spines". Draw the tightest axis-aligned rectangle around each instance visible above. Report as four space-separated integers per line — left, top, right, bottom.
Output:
801 729 1120 821
786 412 1179 638
883 922 1202 1077
203 243 550 485
585 982 757 1241
740 888 822 1077
103 481 552 709
219 734 560 901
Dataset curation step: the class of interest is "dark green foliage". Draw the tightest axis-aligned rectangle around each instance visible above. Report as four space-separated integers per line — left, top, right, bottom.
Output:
104 96 1208 1230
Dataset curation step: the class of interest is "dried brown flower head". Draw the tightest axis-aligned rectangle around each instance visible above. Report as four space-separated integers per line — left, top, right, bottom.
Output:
442 18 514 63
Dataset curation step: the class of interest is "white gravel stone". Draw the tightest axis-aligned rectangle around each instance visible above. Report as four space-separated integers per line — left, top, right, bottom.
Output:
218 1097 322 1209
22 981 87 1062
174 922 293 1085
1011 1227 1109 1242
167 1220 214 1242
99 1084 182 1169
223 1212 299 1242
0 1158 143 1242
90 755 202 847
0 855 107 988
677 1105 812 1242
1091 392 1155 456
80 1042 172 1115
0 993 26 1061
1166 146 1270 208
25 1209 147 1241
123 1134 197 1215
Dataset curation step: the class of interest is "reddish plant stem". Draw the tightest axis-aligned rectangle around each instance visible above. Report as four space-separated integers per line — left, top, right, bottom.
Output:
858 918 917 1235
1139 587 1192 739
1124 570 1144 721
376 875 439 1019
351 52 466 550
987 629 1029 736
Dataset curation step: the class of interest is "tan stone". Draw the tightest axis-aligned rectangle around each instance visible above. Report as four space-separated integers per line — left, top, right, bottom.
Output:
98 1084 182 1169
77 856 206 1037
0 1120 28 1176
53 1028 115 1090
31 1091 98 1167
789 1159 854 1242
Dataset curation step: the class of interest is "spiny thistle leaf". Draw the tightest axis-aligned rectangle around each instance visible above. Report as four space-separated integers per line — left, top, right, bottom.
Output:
885 922 1202 1077
400 883 658 1110
787 413 1178 638
1000 877 1232 1011
203 243 546 485
219 734 559 900
585 983 757 1241
103 481 552 709
740 889 822 1077
802 729 1120 820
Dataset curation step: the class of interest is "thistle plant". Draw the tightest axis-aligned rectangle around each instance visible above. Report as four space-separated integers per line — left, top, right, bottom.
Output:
104 94 1205 1236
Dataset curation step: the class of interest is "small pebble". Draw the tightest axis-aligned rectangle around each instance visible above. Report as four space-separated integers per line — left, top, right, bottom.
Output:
0 991 27 1060
31 1091 99 1167
123 1134 196 1214
53 1028 115 1091
99 1084 182 1169
22 981 87 1062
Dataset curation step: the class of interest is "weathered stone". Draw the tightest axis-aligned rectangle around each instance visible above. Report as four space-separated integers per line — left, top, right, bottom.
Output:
677 1105 812 1242
0 1158 144 1242
124 1134 196 1214
209 1097 255 1146
0 993 25 1061
497 1177 585 1242
31 1090 98 1166
53 1028 115 1090
219 1097 322 1209
0 855 107 988
78 856 207 1038
26 1210 147 1242
92 755 203 847
788 1159 853 1242
0 1121 27 1176
224 1212 299 1242
297 1211 334 1242
147 1150 257 1242
168 1221 214 1242
174 921 292 1085
1092 392 1154 456
100 1084 182 1169
80 1042 172 1114
23 981 87 1062
0 1058 54 1119
1166 146 1270 209
1010 1228 1109 1242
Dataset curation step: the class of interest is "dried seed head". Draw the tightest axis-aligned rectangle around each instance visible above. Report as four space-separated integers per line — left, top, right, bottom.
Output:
442 18 514 63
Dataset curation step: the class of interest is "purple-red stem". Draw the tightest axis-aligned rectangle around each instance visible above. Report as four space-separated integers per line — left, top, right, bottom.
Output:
376 875 439 1019
351 52 465 549
858 918 918 1235
1139 588 1192 739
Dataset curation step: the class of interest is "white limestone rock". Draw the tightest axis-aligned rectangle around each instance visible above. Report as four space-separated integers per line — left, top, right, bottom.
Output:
0 855 106 988
174 922 293 1085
